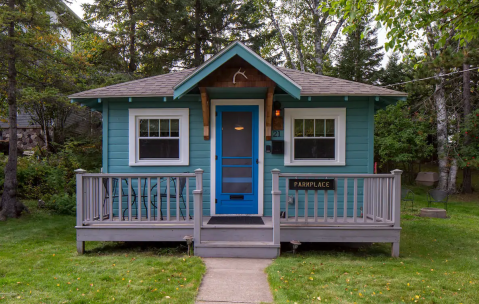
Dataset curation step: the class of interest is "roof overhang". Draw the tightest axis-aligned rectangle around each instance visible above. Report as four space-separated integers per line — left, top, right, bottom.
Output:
173 41 302 100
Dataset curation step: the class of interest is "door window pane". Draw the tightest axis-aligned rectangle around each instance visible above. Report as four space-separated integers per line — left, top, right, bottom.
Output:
222 167 252 193
222 112 252 157
294 138 335 159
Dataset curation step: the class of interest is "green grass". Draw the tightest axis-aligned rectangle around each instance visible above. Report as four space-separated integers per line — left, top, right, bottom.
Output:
0 202 205 303
267 187 479 303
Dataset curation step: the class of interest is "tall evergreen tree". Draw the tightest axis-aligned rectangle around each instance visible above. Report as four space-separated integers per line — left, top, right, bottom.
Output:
334 19 383 84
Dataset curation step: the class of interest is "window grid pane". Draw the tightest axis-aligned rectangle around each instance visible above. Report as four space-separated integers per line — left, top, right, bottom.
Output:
292 117 336 160
294 119 303 137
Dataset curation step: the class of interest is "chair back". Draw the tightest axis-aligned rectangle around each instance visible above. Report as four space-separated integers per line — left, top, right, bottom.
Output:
178 173 189 194
429 189 448 202
401 188 411 200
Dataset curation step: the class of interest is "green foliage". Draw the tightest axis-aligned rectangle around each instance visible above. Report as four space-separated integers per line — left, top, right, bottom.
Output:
333 17 383 83
375 101 434 167
456 109 479 169
0 139 101 212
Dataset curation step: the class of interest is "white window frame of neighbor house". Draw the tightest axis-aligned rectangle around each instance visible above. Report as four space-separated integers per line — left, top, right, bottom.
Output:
129 108 189 166
284 108 346 166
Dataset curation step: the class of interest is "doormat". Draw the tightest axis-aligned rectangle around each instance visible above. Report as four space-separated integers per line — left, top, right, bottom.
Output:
207 216 264 225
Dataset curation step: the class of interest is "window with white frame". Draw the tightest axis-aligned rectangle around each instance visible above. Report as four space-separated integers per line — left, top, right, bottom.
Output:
284 108 346 166
129 109 189 166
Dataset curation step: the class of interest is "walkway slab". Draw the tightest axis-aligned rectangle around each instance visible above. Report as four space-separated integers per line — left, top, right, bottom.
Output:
196 258 274 304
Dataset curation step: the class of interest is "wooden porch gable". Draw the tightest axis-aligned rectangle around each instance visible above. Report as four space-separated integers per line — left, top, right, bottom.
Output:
198 56 276 140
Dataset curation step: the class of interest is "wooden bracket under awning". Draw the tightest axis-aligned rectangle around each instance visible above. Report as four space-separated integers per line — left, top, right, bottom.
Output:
199 87 210 140
265 86 275 141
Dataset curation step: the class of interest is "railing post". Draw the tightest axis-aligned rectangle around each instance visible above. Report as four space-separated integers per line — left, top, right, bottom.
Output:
391 169 403 257
193 169 204 253
75 168 87 254
272 169 281 247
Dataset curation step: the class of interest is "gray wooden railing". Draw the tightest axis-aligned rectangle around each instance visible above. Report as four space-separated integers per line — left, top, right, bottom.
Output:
75 170 203 226
271 170 402 234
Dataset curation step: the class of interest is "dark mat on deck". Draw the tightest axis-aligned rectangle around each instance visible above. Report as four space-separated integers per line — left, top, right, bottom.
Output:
207 216 264 225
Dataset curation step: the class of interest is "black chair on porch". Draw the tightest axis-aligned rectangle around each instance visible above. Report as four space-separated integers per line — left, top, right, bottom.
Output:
147 175 190 221
101 178 139 220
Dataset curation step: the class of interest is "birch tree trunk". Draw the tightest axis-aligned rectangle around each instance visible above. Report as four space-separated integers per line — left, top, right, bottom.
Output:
462 62 472 193
269 8 294 69
448 158 458 193
435 68 450 191
290 27 304 71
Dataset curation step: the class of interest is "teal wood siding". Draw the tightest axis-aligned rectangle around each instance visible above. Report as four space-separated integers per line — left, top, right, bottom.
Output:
103 95 374 217
105 97 211 217
262 96 373 216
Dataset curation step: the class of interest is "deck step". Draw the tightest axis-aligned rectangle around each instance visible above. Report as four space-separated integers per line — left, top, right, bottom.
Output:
195 241 280 258
200 227 273 242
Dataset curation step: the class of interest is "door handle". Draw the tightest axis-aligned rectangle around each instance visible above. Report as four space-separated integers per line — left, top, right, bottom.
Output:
256 159 259 164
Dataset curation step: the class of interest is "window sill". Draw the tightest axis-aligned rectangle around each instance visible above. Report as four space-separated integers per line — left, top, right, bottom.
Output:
284 161 346 166
129 160 189 167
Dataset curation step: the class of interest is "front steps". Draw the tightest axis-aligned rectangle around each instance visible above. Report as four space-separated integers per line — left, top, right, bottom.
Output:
194 220 280 258
195 241 280 258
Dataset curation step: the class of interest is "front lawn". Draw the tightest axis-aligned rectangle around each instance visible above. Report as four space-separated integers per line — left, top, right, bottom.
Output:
267 186 479 303
0 202 205 303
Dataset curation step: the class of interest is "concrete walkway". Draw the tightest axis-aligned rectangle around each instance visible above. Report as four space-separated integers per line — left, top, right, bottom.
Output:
195 258 274 304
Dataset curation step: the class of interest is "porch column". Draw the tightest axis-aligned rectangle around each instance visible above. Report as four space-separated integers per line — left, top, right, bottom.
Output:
391 169 403 257
193 169 204 253
75 168 87 254
271 169 281 246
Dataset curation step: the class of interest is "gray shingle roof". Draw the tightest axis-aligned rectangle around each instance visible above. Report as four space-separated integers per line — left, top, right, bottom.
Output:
69 66 406 99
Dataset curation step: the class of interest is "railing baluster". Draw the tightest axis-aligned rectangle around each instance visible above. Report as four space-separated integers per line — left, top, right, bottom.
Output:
89 177 93 222
333 179 338 223
353 178 358 223
363 178 367 223
304 190 308 223
343 178 348 222
128 177 132 221
382 178 387 222
285 178 289 221
176 177 180 221
109 178 113 221
138 178 142 221
147 178 151 221
99 177 103 221
186 177 190 221
167 178 170 221
324 190 328 223
157 177 161 221
314 190 318 222
118 178 122 222
294 190 298 222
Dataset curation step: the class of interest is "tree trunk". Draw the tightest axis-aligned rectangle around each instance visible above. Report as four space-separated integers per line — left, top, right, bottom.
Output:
435 69 449 191
193 0 202 67
126 0 136 73
0 0 22 221
448 158 458 193
290 27 304 71
462 62 472 193
268 6 293 69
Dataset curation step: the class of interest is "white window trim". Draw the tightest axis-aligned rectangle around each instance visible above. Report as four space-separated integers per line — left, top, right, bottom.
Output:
284 108 346 166
129 108 189 166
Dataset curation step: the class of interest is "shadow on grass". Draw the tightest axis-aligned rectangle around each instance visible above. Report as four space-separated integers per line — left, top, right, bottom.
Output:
86 241 190 256
279 241 390 258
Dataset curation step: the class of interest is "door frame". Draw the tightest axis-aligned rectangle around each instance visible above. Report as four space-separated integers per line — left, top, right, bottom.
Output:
210 99 265 216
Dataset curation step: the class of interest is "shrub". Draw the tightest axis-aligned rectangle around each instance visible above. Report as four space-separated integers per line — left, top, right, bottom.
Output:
44 193 76 216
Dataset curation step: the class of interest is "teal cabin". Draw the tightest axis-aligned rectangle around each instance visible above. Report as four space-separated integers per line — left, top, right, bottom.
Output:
70 41 407 258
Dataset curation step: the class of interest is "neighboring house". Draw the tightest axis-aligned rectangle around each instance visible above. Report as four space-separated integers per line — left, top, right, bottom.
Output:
0 113 43 151
70 41 407 258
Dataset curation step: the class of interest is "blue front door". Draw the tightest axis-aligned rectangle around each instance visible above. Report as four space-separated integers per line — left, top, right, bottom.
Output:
216 106 259 214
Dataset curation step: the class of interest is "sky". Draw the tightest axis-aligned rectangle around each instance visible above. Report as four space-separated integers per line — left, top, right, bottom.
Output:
66 0 392 65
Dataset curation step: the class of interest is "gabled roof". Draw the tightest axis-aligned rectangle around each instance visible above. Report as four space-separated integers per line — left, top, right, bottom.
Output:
69 42 407 99
173 41 302 99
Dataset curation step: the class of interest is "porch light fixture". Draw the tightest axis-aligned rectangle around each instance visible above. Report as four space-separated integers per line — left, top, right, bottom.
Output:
234 124 244 131
273 101 282 117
